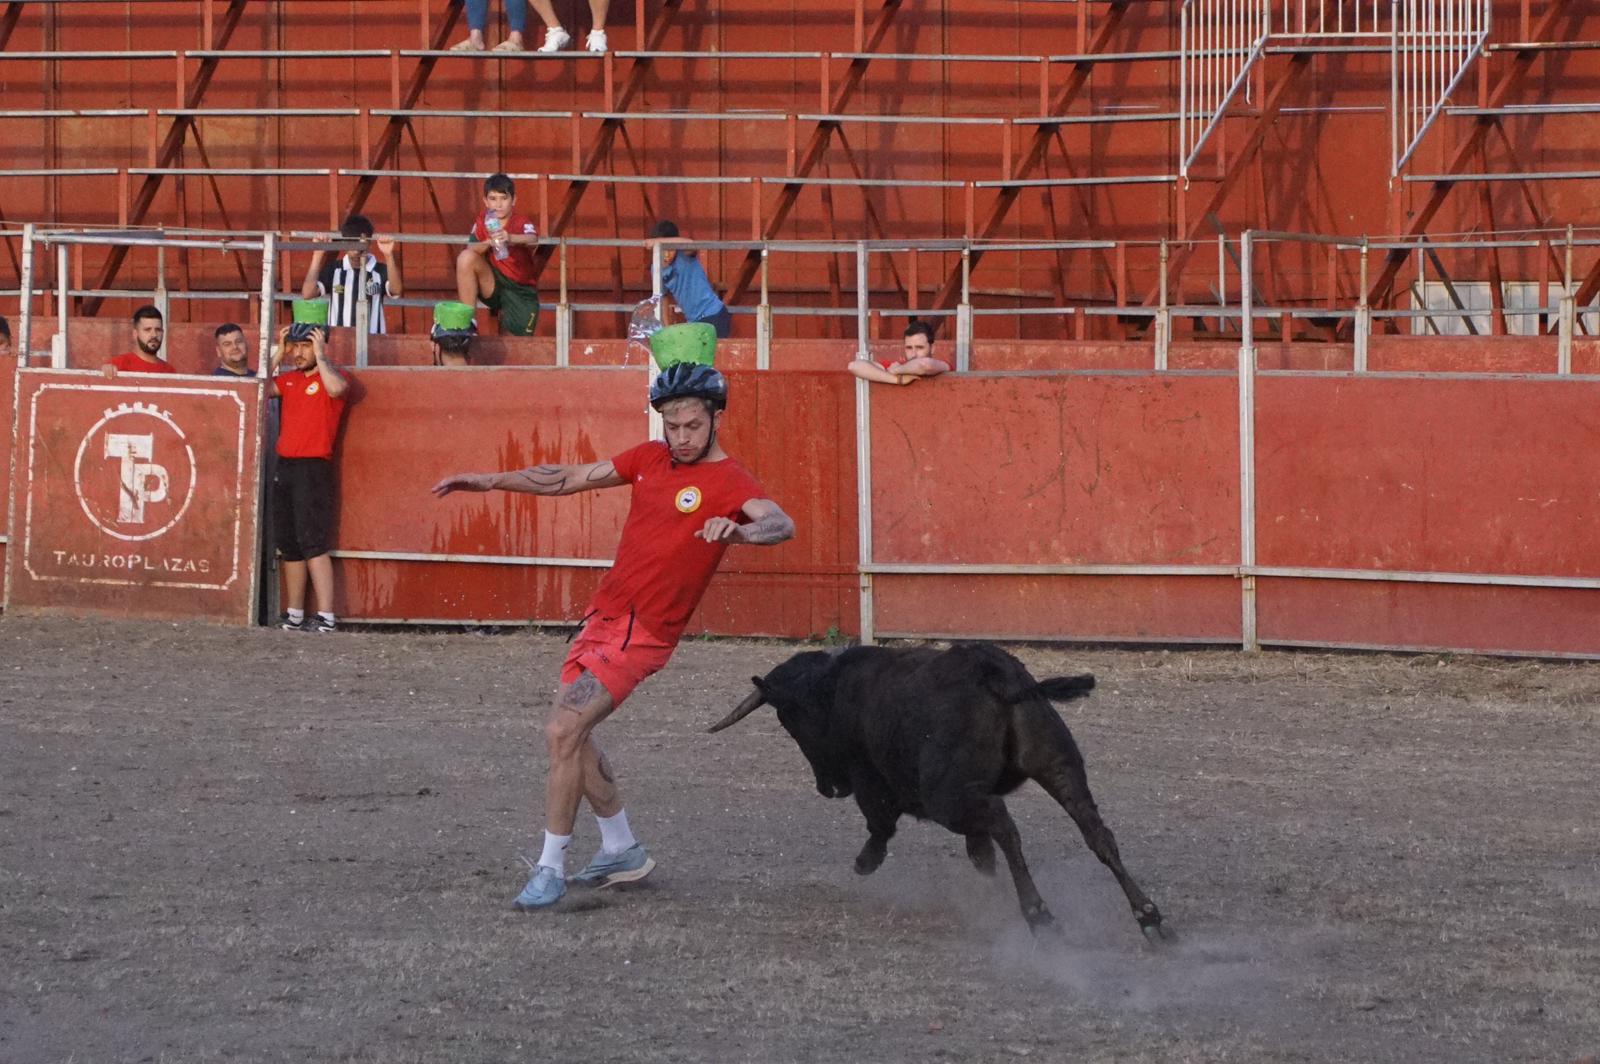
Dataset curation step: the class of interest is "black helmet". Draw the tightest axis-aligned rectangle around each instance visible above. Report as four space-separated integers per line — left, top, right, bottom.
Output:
649 361 727 412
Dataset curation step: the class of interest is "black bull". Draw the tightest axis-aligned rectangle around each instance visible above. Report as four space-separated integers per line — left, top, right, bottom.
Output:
709 643 1167 939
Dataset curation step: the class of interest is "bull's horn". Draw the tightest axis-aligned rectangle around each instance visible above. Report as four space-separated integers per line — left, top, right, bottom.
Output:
706 687 767 733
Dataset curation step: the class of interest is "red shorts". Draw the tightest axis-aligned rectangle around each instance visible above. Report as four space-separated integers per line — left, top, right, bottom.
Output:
561 613 677 706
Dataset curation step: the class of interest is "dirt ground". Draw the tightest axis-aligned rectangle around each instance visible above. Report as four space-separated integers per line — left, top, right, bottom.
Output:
1 616 1596 1064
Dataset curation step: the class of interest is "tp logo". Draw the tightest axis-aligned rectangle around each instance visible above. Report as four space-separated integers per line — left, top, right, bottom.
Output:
74 402 198 541
104 432 168 522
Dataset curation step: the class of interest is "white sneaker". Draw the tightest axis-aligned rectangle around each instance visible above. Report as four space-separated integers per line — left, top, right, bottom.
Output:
585 29 608 53
536 26 572 52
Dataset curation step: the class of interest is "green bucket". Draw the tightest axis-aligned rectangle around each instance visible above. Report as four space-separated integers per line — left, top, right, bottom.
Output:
292 298 330 326
649 322 717 370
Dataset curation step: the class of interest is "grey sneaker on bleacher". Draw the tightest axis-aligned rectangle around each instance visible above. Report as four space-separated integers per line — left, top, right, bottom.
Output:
569 843 655 888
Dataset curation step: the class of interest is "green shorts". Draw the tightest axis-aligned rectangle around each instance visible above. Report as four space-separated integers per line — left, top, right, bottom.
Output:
485 267 540 336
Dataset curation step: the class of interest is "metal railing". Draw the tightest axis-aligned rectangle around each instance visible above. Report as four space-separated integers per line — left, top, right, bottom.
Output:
1179 0 1273 182
1392 0 1492 174
12 221 1600 371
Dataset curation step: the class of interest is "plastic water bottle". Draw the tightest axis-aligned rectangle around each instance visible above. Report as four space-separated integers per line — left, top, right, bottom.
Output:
484 212 511 261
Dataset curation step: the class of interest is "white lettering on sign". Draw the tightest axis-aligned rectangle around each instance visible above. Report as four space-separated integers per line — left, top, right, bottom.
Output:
49 550 213 574
72 401 197 542
102 432 170 523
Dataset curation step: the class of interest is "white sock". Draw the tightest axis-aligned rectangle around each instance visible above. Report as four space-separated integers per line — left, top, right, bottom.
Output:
537 831 571 874
596 809 637 855
286 607 305 623
317 611 336 624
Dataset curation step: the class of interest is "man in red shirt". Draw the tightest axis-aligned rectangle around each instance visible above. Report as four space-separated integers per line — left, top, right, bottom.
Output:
454 172 541 336
431 362 795 910
101 305 178 377
269 321 350 633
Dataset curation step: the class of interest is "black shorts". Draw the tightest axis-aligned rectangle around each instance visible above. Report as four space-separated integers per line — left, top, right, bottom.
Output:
273 457 335 562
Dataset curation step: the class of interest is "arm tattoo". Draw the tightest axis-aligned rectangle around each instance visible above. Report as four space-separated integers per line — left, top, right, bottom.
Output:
508 464 569 495
738 510 795 545
560 672 605 713
584 462 617 484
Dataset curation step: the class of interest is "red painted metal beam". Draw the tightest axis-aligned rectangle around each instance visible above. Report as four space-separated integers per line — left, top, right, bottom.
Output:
1142 52 1313 307
82 0 249 316
922 0 1133 319
0 2 24 51
1366 0 1581 308
527 0 686 273
341 0 465 220
721 0 906 308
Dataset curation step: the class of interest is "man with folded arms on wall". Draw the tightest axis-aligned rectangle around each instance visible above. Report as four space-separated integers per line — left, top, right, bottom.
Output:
848 319 951 386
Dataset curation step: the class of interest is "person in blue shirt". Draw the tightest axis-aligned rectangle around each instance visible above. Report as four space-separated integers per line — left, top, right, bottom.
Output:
212 323 255 377
648 220 732 338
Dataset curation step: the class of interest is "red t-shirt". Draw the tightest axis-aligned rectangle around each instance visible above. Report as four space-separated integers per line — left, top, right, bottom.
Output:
275 368 347 459
469 211 539 287
109 352 178 374
589 441 766 643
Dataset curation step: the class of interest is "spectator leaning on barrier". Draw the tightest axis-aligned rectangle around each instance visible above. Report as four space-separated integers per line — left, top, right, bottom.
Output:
212 323 254 377
529 0 610 52
268 299 350 634
430 301 477 367
848 319 953 386
648 220 732 339
301 214 403 335
457 172 541 337
451 0 529 51
102 305 177 377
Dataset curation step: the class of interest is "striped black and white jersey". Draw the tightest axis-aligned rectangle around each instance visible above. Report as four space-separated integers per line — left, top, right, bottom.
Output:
315 253 393 334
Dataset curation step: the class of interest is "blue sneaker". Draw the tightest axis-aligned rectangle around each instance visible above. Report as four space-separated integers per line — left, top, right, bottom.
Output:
512 860 567 910
569 843 655 888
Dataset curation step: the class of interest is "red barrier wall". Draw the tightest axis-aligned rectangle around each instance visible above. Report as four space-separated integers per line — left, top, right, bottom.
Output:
1254 374 1600 656
331 367 857 638
5 370 264 623
866 373 1243 642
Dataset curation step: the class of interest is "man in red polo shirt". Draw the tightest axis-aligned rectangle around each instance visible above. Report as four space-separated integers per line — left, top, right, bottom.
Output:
431 362 796 911
101 305 178 376
269 322 350 633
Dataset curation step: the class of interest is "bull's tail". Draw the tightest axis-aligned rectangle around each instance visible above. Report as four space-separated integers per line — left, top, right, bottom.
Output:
1030 674 1096 703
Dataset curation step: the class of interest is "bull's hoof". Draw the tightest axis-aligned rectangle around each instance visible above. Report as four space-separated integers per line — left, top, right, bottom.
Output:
853 851 884 876
1137 905 1173 945
1023 904 1056 933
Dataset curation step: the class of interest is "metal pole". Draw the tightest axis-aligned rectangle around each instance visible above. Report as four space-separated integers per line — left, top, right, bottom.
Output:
648 241 664 441
1239 229 1258 651
556 238 571 368
56 242 70 369
756 246 772 371
1156 239 1170 370
155 246 170 358
257 232 277 377
18 223 35 364
855 374 875 645
956 244 973 371
855 241 870 361
354 247 371 368
1355 237 1371 371
1558 224 1574 374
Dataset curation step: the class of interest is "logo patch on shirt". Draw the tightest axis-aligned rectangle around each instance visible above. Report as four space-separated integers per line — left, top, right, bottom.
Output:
306 381 321 396
675 486 702 514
